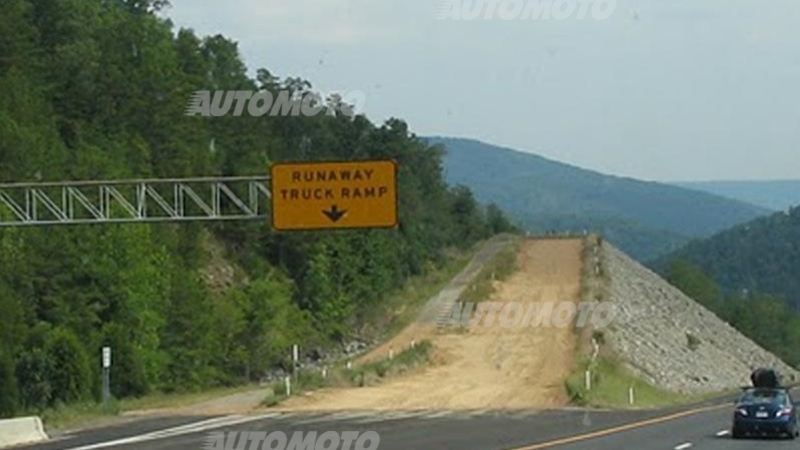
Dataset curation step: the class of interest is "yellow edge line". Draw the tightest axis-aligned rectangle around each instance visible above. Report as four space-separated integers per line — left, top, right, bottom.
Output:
508 404 729 450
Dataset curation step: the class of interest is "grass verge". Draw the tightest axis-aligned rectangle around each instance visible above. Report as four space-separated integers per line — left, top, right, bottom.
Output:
452 238 521 327
360 242 481 342
565 355 700 408
262 340 434 407
39 384 262 432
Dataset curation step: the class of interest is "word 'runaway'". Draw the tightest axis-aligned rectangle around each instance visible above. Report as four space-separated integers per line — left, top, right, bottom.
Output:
291 169 374 183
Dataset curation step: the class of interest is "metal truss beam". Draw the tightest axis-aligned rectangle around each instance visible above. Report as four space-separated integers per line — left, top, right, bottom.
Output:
0 176 271 226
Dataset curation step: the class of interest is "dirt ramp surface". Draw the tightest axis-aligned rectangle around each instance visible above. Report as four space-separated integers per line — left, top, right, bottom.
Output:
356 235 513 367
277 238 583 412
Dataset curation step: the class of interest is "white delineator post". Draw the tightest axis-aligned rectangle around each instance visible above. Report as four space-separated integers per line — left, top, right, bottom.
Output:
102 346 111 410
628 387 634 405
585 370 592 390
285 376 291 396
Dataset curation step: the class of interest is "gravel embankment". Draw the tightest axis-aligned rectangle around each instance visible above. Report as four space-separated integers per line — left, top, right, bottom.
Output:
602 243 800 394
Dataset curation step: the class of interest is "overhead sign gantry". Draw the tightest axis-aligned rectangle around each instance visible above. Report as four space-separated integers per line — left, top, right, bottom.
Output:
0 176 270 226
0 160 399 230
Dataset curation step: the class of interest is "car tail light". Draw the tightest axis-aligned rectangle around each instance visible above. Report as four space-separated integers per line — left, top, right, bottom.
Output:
776 408 793 418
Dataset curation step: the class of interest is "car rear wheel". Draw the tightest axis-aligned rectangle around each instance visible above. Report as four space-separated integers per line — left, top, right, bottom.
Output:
731 427 744 439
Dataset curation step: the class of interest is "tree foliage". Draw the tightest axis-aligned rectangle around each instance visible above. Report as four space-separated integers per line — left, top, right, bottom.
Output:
656 206 800 309
666 260 800 367
0 0 516 416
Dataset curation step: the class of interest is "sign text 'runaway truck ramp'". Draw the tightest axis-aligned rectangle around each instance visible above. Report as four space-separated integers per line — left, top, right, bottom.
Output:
270 160 398 231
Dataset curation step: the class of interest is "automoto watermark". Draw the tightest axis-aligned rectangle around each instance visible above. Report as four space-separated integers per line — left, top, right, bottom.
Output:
186 90 367 118
202 430 379 450
436 0 617 20
443 301 617 329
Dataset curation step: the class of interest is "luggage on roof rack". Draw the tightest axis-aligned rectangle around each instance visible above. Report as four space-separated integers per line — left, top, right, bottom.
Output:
751 368 781 388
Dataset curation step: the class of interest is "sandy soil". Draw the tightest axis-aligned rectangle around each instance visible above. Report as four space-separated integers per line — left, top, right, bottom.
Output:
354 236 513 367
273 238 584 412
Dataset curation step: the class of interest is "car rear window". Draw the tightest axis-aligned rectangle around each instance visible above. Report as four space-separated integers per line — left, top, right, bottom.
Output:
740 390 788 404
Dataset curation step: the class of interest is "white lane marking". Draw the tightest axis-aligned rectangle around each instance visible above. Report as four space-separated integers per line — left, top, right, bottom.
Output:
61 412 283 450
716 430 730 436
291 414 335 424
324 411 380 421
421 410 454 419
351 411 432 424
292 412 375 424
129 415 246 438
674 443 693 450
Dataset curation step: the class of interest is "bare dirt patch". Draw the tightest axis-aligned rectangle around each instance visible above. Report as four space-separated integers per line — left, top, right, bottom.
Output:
355 235 513 366
274 238 583 412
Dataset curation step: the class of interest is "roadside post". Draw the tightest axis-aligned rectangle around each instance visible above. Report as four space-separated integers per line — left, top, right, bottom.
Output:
102 346 111 411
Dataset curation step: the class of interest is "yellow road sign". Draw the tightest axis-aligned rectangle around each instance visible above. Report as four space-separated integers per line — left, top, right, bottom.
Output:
270 159 398 231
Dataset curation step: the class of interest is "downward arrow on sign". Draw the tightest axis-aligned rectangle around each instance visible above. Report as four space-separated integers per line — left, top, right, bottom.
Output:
322 205 347 223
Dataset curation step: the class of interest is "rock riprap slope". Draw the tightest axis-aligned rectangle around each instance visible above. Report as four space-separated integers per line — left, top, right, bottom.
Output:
602 243 799 394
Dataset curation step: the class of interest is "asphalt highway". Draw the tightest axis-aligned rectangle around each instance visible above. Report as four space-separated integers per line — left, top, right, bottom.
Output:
12 386 800 450
15 393 800 450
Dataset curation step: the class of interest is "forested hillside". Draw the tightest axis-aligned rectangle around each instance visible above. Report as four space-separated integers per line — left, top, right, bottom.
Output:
665 260 800 368
654 206 800 309
430 136 770 261
0 0 515 417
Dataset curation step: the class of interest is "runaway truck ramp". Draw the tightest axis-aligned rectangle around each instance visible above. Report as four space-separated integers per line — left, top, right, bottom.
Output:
276 238 583 412
0 416 48 448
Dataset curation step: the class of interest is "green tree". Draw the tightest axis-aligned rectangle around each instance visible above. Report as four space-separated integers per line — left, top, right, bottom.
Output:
0 0 514 414
0 350 19 418
486 203 516 234
45 327 92 405
665 260 724 311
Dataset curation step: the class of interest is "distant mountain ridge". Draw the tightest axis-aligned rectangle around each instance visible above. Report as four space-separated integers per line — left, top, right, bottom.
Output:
652 206 800 309
426 136 771 260
674 180 800 212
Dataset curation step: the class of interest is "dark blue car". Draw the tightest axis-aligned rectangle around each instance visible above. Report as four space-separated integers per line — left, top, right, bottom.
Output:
732 388 799 439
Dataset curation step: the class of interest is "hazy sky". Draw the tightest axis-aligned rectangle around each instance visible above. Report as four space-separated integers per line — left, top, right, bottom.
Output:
161 0 800 182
